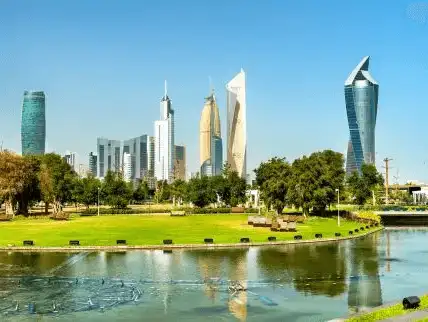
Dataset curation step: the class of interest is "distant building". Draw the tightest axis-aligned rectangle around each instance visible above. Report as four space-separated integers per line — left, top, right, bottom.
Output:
200 90 222 176
226 69 246 179
63 151 78 171
174 145 186 181
154 81 175 182
88 152 97 176
21 91 46 155
345 56 379 175
97 138 121 178
123 152 132 182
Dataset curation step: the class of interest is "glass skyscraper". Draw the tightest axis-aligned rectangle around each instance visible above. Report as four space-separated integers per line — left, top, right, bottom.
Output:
21 91 46 155
344 56 379 175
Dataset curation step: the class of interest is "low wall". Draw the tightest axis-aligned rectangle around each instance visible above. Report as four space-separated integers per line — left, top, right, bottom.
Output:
377 212 428 226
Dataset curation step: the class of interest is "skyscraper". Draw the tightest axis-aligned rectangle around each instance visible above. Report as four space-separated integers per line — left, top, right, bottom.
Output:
226 69 246 179
174 145 186 181
200 90 223 176
123 152 132 182
88 152 97 176
344 56 379 175
154 82 175 182
21 91 46 155
97 138 121 178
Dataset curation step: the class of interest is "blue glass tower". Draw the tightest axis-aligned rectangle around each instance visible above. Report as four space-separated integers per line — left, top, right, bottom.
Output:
21 91 46 155
344 56 379 175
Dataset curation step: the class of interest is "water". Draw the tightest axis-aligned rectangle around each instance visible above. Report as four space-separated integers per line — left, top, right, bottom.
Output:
0 228 427 321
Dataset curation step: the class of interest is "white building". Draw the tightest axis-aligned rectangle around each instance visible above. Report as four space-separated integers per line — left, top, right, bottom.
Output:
226 69 247 179
123 152 132 182
63 151 78 172
154 81 175 182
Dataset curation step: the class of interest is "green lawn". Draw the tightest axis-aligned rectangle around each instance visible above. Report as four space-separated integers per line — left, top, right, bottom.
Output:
346 295 428 321
0 215 374 247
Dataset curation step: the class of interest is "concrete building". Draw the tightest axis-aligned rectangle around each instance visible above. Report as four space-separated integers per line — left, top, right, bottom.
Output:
345 56 379 175
21 91 46 155
154 82 175 182
63 151 78 172
200 90 222 176
88 152 97 176
123 152 132 182
97 138 121 178
226 69 246 179
174 145 186 181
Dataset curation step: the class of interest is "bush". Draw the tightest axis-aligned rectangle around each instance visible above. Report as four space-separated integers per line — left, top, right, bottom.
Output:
79 207 258 216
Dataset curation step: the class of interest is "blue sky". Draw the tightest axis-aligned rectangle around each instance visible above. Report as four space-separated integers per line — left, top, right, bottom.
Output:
1 0 428 182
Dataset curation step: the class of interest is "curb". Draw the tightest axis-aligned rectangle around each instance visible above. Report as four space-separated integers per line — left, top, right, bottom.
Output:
0 227 383 252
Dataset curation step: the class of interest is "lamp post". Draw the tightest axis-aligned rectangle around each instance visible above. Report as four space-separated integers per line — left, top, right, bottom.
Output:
335 188 340 227
97 187 100 217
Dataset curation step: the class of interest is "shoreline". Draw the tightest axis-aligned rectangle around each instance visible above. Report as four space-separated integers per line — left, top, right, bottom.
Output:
0 227 383 252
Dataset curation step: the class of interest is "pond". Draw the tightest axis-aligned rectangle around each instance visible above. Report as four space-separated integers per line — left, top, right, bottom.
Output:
0 228 427 321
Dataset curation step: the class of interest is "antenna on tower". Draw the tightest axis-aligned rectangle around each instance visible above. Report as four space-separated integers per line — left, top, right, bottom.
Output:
209 76 213 94
164 80 167 98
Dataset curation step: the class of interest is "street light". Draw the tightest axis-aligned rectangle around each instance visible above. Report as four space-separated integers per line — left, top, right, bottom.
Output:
97 187 100 217
335 188 340 227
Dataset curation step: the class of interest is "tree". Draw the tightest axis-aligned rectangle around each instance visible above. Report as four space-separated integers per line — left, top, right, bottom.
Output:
170 179 187 206
347 164 384 205
154 180 171 203
101 170 132 209
17 155 42 216
39 153 76 215
73 175 101 209
227 170 248 207
0 151 32 217
133 180 149 203
254 157 291 215
186 176 217 208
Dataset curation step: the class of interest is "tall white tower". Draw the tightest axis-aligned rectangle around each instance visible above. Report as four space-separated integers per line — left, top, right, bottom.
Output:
226 69 246 179
154 81 175 182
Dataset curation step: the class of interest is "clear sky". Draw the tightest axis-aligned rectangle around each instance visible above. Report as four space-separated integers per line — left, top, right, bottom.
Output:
1 0 428 182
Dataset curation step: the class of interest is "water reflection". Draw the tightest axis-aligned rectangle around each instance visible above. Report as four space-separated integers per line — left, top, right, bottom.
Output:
1 230 428 321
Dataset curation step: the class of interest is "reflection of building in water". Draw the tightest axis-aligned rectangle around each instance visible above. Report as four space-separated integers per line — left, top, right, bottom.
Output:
347 234 382 314
228 253 247 321
197 255 222 300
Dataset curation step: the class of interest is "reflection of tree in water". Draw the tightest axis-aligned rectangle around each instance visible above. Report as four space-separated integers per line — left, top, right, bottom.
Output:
0 252 68 276
347 233 382 313
257 243 347 297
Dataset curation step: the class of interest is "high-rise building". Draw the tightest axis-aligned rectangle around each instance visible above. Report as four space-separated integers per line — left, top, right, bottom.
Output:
344 56 379 175
154 82 175 182
123 152 132 182
200 90 223 176
63 151 78 171
226 69 247 179
147 136 155 177
97 138 121 178
21 91 46 155
174 145 186 181
88 152 97 176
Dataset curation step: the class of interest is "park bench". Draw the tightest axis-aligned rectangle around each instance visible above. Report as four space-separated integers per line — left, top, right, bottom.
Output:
170 210 186 216
247 216 255 225
270 220 279 231
231 207 245 213
287 221 297 232
253 217 267 227
279 222 289 232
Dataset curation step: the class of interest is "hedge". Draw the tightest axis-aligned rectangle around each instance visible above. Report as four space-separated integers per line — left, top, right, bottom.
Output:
80 207 259 216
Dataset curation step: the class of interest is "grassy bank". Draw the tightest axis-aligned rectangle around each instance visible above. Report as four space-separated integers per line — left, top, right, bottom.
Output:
0 215 371 247
346 295 428 321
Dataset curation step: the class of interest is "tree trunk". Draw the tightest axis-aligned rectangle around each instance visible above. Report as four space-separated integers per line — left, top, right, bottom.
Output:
52 200 63 215
45 202 49 215
5 198 14 218
18 197 29 217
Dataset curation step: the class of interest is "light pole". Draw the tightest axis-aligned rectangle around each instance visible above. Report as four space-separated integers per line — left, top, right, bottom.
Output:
335 188 340 227
97 187 100 216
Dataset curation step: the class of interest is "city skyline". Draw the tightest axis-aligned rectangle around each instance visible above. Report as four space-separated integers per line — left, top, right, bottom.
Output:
2 1 428 183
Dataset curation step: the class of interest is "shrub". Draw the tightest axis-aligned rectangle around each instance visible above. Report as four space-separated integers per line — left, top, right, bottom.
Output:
79 207 258 216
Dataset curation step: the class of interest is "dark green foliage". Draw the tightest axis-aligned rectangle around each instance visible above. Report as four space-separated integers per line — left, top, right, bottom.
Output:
154 180 171 203
186 175 217 208
80 207 257 215
133 180 149 203
101 170 132 209
346 164 384 205
73 174 101 208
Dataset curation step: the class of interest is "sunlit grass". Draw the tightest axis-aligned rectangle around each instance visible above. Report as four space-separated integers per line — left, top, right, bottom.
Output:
346 295 428 321
0 215 375 247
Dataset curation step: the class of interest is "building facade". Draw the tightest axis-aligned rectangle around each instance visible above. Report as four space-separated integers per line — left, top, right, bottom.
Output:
97 138 121 178
63 151 78 171
21 91 46 155
200 91 223 176
88 152 97 176
154 82 175 182
174 145 186 181
123 152 132 182
226 69 247 179
344 56 379 175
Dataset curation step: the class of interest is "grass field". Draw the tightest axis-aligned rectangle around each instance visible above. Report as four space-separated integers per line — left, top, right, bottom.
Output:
0 215 373 247
346 295 428 321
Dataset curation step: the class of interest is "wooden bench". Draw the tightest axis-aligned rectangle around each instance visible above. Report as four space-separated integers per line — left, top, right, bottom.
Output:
231 207 245 213
170 211 186 216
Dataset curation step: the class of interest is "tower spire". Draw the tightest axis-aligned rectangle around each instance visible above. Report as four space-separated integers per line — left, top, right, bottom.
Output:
164 80 167 98
209 76 214 96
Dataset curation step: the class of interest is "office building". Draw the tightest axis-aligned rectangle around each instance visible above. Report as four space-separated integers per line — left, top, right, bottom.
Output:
174 145 186 180
154 82 175 182
88 152 97 176
123 152 132 182
226 69 247 179
200 90 223 176
21 91 46 155
97 138 122 178
344 56 379 175
63 151 78 171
